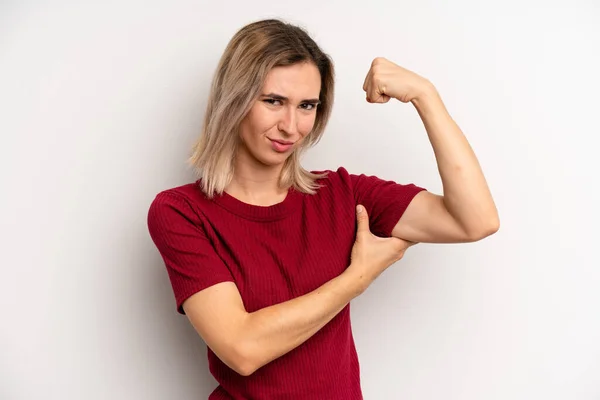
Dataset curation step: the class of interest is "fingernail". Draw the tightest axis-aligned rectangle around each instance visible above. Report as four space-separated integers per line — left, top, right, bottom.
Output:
357 205 363 213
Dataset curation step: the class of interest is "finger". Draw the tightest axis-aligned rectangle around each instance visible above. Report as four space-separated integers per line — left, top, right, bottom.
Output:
373 80 389 102
362 66 373 92
365 81 375 103
367 86 382 103
356 204 370 233
374 93 391 104
366 77 383 103
369 83 392 103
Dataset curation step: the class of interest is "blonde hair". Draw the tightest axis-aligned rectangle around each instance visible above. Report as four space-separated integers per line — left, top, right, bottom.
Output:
188 19 335 198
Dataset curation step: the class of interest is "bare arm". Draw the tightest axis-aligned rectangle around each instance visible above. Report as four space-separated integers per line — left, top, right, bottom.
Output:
362 57 499 243
184 271 360 376
183 205 408 377
397 87 499 241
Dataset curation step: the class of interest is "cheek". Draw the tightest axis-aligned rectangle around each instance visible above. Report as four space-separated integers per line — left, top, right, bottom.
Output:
238 119 251 144
239 108 269 140
299 114 317 136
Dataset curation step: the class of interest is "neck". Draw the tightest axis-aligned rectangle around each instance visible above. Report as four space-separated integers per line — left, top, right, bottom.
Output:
225 150 289 207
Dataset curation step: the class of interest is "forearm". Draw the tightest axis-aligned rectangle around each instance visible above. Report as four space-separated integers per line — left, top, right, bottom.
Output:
238 270 361 374
411 84 499 234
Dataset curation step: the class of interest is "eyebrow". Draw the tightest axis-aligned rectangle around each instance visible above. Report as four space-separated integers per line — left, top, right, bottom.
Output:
261 93 321 104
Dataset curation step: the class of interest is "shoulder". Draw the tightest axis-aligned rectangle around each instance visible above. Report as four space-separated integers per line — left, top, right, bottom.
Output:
311 166 354 187
311 166 426 200
147 181 208 225
310 166 373 197
298 167 357 206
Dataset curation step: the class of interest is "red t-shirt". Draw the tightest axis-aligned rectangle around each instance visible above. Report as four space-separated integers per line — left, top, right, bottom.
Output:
147 167 425 399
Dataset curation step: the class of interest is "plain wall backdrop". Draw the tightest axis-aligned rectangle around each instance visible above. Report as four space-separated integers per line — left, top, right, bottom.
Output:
1 1 599 399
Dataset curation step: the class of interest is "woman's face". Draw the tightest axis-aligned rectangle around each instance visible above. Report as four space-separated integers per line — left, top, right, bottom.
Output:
237 62 322 168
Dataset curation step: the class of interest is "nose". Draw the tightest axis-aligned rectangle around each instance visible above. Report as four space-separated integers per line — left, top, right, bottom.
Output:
277 106 298 137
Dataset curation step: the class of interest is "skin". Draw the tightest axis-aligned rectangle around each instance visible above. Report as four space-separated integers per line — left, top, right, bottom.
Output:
183 58 499 376
226 62 321 206
229 58 499 242
361 57 499 243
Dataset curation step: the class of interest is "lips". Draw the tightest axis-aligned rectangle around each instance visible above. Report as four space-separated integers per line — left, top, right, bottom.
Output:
268 138 294 153
269 139 294 145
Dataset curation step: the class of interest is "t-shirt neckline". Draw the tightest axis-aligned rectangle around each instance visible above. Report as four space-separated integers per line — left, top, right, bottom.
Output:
205 183 302 222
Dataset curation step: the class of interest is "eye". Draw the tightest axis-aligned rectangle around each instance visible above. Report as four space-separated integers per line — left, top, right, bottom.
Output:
263 98 282 106
300 103 317 111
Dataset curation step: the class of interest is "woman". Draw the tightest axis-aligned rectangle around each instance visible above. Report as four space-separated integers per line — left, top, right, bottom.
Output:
147 19 499 400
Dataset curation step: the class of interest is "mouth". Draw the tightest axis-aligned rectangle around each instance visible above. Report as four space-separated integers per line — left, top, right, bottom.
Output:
268 138 294 145
267 138 295 153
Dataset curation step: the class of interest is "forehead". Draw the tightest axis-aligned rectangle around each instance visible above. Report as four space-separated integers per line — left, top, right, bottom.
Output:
262 63 321 99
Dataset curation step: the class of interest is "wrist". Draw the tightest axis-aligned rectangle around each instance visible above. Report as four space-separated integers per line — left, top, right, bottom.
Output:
411 80 438 103
410 83 446 117
341 265 371 297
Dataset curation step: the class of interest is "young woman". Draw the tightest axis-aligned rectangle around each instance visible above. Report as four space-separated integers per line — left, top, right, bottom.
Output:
147 18 499 400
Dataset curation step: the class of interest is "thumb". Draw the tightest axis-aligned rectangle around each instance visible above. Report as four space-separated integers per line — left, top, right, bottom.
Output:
356 205 370 233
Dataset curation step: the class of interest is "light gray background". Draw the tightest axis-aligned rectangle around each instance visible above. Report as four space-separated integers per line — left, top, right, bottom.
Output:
1 1 599 399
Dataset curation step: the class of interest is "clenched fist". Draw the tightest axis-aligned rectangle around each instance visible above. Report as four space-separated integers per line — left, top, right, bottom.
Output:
362 57 433 104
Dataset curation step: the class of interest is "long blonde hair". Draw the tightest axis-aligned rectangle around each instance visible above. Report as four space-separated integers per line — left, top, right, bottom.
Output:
188 19 335 198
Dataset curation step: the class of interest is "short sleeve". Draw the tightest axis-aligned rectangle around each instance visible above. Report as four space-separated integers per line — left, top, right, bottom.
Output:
349 169 427 237
147 191 235 314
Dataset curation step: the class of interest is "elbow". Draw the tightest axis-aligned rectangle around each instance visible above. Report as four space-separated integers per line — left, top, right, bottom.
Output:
232 360 257 377
466 215 500 242
217 316 262 377
231 361 256 377
228 342 259 377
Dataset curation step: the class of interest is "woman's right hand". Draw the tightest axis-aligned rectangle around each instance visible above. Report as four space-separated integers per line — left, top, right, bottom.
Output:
347 204 414 294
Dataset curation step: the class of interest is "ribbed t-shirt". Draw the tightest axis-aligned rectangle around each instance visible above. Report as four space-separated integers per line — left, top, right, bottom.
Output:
147 166 426 399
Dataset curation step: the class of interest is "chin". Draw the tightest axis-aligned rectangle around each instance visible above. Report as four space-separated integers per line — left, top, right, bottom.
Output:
258 152 291 167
